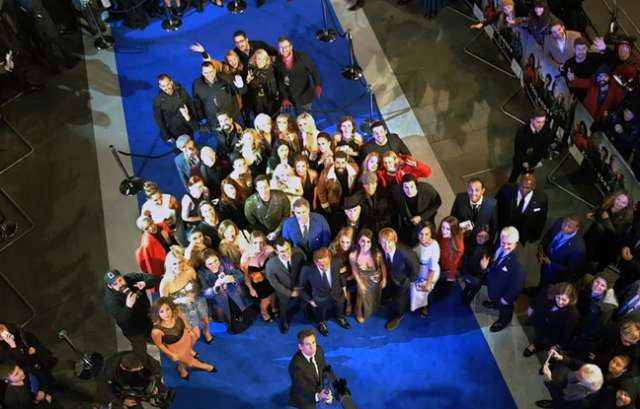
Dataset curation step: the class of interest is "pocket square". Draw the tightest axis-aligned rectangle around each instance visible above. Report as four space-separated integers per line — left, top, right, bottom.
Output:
533 208 541 212
502 266 508 271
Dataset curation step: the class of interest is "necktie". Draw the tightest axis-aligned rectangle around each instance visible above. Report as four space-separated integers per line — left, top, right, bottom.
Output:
310 356 319 381
386 253 392 265
286 261 292 274
301 224 309 243
549 233 566 253
516 195 526 214
494 250 505 266
322 269 331 289
471 204 479 220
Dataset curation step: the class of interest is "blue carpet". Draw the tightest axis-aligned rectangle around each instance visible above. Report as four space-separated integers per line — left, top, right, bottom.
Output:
110 3 517 408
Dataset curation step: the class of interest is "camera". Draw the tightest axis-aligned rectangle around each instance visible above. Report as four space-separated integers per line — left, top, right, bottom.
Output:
111 377 175 408
324 366 357 409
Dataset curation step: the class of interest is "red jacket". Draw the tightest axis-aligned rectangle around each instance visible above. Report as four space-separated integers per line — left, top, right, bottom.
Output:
377 155 432 189
135 222 173 282
570 77 625 121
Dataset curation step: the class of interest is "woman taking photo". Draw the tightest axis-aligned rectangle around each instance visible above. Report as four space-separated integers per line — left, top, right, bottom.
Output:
411 223 440 318
438 216 464 283
159 246 214 344
584 191 634 270
311 132 334 174
198 249 255 334
240 231 277 322
150 298 216 380
349 229 387 323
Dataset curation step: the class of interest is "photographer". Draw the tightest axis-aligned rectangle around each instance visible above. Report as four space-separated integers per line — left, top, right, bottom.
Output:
535 349 605 408
0 322 57 386
289 329 331 408
102 351 172 409
103 270 159 356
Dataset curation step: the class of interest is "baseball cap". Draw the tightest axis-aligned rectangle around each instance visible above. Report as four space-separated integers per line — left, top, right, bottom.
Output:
104 270 122 286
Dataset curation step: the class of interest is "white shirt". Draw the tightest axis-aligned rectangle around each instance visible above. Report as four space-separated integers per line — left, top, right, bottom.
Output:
301 351 320 380
469 196 484 209
516 190 534 212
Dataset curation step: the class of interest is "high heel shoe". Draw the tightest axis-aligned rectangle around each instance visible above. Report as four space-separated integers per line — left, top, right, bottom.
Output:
204 334 214 344
207 364 218 373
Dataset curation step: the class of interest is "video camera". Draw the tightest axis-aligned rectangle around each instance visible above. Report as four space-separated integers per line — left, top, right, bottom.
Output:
324 365 357 409
111 376 175 408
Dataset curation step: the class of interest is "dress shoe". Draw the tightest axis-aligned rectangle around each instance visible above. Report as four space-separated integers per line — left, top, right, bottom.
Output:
489 320 507 332
318 322 329 337
419 307 429 319
279 321 289 334
535 400 553 408
336 317 350 329
523 344 538 357
482 300 498 309
385 315 403 331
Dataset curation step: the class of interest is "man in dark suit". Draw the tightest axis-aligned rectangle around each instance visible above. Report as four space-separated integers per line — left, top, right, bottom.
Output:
274 36 322 115
289 329 332 409
480 226 526 332
360 121 412 159
536 215 586 290
393 174 441 246
508 108 552 183
266 238 307 334
174 135 201 190
379 227 419 331
615 223 640 294
495 174 548 246
283 198 331 259
296 248 350 336
450 177 499 243
358 172 393 237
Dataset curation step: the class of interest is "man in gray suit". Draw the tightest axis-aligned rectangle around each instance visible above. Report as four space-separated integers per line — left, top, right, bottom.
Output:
266 238 307 334
543 20 582 68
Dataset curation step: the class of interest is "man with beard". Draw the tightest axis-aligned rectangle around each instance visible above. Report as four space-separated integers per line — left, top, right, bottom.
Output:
316 151 358 229
215 112 243 161
192 61 246 133
232 30 278 69
357 172 392 237
570 65 625 121
153 74 198 144
563 37 606 100
361 121 411 158
103 270 159 355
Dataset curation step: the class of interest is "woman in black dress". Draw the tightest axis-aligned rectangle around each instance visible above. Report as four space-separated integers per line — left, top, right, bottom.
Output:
240 231 277 322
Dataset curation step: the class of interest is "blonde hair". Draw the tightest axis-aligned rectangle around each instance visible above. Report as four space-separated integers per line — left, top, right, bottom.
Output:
249 48 271 69
378 227 398 243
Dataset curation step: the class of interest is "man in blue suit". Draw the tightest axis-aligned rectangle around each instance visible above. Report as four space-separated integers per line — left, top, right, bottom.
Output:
536 215 586 290
174 134 200 189
296 248 351 337
282 198 331 259
481 226 526 332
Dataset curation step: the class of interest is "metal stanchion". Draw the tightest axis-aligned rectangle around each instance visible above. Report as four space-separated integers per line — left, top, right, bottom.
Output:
109 145 144 196
161 2 182 31
81 0 114 50
316 0 337 43
227 0 247 13
360 84 378 134
341 30 362 81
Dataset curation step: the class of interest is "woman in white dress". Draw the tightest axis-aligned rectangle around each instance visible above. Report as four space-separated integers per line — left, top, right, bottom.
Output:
411 223 440 318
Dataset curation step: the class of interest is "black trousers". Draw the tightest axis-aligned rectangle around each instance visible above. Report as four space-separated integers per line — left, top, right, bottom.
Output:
386 280 409 319
276 292 300 325
315 296 345 323
497 302 514 324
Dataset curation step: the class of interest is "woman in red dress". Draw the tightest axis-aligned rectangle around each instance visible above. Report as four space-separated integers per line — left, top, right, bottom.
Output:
438 216 465 282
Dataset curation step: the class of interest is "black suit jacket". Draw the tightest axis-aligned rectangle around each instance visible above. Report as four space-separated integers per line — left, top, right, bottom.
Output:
392 181 442 227
274 51 321 106
539 218 587 283
384 243 419 288
297 258 346 304
288 346 326 409
495 183 548 243
450 193 499 236
234 40 278 71
265 248 307 298
513 123 552 166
